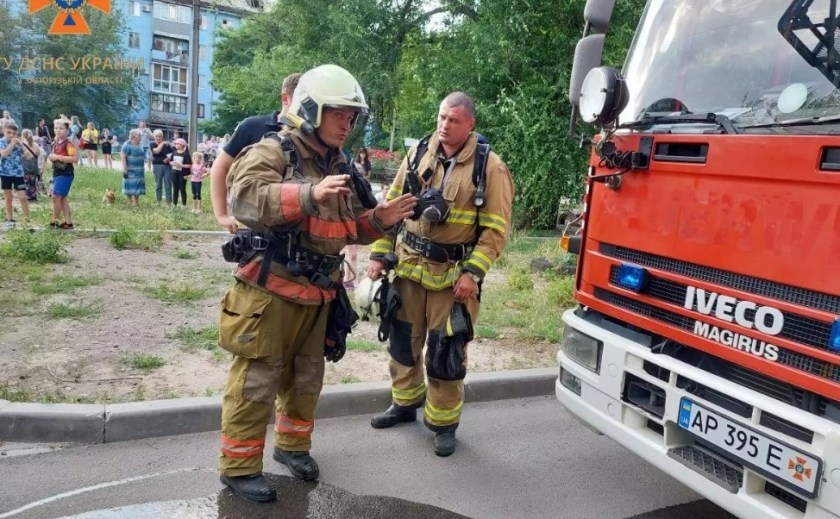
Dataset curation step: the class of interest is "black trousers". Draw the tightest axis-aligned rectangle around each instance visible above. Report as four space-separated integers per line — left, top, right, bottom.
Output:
172 172 187 205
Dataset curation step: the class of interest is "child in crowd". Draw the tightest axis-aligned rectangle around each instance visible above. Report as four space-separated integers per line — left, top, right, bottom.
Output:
169 138 191 207
190 151 208 214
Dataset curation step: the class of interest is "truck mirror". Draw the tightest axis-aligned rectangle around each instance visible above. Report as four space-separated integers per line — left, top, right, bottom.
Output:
569 34 606 107
584 0 617 34
579 66 629 126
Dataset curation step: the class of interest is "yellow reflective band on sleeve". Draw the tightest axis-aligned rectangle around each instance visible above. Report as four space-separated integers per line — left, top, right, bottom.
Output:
424 400 464 423
371 239 393 255
447 208 477 226
394 261 460 290
465 250 493 273
478 211 507 233
386 186 403 201
392 382 426 404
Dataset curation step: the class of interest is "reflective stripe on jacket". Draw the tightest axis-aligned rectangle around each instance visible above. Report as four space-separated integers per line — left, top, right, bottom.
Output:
371 131 514 290
227 127 390 304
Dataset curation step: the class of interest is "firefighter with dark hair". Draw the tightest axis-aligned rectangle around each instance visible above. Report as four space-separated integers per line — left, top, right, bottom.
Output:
367 91 514 456
217 64 417 503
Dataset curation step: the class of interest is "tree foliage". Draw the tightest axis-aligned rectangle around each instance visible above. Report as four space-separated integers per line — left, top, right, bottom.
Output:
210 0 645 228
15 9 143 131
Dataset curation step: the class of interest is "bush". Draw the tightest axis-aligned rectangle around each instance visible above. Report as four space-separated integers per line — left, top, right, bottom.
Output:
547 276 576 309
507 268 534 292
110 228 162 250
2 229 68 264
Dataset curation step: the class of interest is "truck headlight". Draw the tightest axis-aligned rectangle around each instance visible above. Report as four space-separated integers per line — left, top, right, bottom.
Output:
562 326 602 373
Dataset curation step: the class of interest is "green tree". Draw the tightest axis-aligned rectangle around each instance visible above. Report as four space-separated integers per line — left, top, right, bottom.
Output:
18 9 144 131
0 3 20 106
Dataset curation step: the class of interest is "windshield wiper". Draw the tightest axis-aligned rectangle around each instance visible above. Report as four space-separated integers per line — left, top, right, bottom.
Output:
740 114 840 129
619 112 738 134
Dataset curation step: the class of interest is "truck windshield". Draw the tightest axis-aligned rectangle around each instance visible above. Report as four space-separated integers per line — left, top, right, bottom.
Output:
620 0 840 132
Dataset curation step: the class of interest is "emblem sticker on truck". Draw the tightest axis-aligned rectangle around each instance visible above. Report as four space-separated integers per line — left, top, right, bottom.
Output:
684 287 782 362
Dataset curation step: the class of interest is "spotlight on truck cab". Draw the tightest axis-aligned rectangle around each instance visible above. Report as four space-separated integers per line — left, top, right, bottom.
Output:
579 66 629 127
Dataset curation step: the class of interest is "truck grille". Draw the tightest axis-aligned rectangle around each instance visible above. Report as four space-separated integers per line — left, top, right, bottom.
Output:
608 266 834 353
601 244 840 314
594 288 840 384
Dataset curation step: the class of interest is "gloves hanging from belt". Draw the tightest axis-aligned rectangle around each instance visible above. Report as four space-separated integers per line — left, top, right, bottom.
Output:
324 285 358 363
428 303 474 380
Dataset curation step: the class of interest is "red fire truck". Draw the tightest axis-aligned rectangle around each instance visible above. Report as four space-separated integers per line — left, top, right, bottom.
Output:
558 1 840 517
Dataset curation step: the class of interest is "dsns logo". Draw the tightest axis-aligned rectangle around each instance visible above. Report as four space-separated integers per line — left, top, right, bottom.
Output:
29 0 110 35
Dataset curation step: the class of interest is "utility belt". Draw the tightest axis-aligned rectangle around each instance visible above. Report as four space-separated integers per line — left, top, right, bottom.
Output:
403 231 472 263
222 230 343 290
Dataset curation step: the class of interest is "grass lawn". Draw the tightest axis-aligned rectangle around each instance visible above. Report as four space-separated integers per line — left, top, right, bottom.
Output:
22 165 219 231
479 232 575 344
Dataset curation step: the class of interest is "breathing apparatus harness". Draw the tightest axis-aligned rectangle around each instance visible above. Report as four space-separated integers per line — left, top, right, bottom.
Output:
397 133 490 263
221 120 378 291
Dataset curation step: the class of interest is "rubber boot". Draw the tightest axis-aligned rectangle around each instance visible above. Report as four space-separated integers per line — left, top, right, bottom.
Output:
273 448 320 481
220 473 277 503
434 430 457 457
370 404 417 429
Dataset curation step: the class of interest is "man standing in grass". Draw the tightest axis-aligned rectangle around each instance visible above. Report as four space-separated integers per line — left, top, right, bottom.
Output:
0 122 31 229
48 120 79 229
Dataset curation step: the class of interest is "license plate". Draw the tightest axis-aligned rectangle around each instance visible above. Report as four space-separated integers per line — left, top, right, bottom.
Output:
678 398 822 498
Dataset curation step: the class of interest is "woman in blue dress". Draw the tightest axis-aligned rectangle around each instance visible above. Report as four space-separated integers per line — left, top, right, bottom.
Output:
121 129 147 206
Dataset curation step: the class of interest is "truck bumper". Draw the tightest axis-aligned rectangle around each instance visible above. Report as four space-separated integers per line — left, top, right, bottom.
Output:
557 308 840 519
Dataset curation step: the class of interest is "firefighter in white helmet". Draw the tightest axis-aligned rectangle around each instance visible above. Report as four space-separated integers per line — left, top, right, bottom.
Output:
217 64 417 503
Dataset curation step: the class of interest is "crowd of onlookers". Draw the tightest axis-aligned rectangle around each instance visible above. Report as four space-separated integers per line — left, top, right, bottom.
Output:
0 108 234 228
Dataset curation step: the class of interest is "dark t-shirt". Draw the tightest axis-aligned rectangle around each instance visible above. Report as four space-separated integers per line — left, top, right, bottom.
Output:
151 142 173 165
223 111 281 159
171 150 192 174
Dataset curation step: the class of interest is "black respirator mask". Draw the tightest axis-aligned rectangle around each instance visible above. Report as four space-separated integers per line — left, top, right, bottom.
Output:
411 188 449 224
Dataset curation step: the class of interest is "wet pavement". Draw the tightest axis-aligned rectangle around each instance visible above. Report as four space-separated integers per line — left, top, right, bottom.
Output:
50 473 467 519
1 396 735 519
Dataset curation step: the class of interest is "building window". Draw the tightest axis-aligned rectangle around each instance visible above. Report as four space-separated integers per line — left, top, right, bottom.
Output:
152 63 188 95
128 32 140 48
199 45 207 60
132 67 143 79
129 1 140 16
153 2 191 24
198 104 205 119
153 36 189 63
151 93 187 115
128 95 136 108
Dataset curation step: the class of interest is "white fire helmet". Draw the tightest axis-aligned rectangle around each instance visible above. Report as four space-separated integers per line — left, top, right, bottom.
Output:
288 64 369 130
355 276 384 319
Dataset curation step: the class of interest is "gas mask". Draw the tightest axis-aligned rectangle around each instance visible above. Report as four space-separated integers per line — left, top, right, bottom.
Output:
411 188 449 224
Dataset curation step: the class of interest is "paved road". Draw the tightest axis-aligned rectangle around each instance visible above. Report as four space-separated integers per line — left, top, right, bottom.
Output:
0 396 735 519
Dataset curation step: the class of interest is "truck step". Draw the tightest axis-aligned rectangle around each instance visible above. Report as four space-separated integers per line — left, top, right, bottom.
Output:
668 445 743 493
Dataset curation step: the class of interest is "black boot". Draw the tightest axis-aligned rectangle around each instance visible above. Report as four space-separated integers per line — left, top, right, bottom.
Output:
434 430 457 457
220 473 277 503
273 448 320 481
370 404 418 429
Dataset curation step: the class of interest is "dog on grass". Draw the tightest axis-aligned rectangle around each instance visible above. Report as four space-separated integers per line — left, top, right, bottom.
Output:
102 187 116 205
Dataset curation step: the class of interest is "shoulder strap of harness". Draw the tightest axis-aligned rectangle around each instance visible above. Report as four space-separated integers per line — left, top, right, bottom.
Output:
472 142 490 208
263 132 299 180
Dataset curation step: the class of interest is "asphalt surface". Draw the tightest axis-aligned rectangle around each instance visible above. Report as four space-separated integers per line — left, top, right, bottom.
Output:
0 396 735 519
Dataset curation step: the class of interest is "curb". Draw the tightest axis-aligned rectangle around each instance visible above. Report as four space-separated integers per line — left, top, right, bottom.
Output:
0 367 557 444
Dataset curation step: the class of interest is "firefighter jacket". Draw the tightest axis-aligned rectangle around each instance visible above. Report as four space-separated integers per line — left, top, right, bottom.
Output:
226 127 390 304
371 132 514 290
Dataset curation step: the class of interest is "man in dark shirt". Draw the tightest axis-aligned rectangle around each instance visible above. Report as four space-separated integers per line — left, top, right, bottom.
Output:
210 72 301 233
